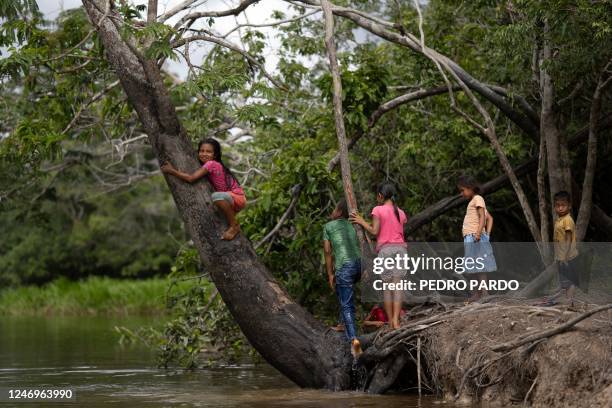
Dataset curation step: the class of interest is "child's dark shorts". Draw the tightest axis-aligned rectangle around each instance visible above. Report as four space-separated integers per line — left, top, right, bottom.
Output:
558 258 579 289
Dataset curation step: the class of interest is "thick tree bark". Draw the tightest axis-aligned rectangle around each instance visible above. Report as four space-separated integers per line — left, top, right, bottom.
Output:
366 352 409 393
536 133 553 263
537 135 550 243
82 0 351 390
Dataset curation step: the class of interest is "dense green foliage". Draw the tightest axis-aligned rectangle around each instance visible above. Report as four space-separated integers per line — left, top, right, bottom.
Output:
115 248 251 368
0 177 183 286
0 7 183 287
0 276 190 316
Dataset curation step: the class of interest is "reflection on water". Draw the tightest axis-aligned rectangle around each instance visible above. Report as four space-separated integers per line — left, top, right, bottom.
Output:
0 317 463 407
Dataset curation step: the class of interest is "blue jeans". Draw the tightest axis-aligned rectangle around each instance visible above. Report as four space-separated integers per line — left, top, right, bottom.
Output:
463 232 497 273
335 259 361 341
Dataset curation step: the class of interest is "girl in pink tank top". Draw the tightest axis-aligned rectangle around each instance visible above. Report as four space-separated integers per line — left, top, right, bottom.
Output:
350 182 408 329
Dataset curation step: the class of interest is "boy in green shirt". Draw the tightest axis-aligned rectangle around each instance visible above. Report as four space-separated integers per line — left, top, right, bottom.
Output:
323 199 362 357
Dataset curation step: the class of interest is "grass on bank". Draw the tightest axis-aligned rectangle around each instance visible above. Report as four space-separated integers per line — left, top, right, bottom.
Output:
0 276 200 316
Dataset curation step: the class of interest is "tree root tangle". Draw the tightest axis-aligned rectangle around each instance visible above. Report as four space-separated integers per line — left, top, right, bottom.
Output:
357 299 611 407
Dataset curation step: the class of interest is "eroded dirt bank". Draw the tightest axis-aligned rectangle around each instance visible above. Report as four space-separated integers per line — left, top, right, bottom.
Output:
359 300 611 407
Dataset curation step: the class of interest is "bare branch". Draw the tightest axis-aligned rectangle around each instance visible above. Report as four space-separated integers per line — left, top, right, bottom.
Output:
254 184 302 249
85 170 161 198
222 9 321 38
486 84 539 129
374 86 462 123
158 0 202 23
171 34 287 90
110 134 149 162
290 0 540 140
45 29 96 62
62 80 120 135
226 128 254 143
177 0 261 27
411 0 542 242
412 0 456 104
557 80 583 106
56 59 92 74
328 85 461 171
491 304 612 352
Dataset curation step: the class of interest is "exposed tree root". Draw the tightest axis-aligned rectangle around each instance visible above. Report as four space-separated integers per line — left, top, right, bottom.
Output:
365 352 409 393
492 304 612 352
357 300 612 407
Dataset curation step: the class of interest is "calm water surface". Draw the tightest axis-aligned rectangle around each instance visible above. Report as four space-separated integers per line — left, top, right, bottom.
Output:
0 317 465 407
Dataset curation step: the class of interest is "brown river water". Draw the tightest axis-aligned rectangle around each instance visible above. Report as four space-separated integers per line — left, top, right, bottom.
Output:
0 317 473 407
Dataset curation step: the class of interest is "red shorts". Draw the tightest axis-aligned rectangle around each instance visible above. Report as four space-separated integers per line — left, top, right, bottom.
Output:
230 192 246 212
211 191 246 212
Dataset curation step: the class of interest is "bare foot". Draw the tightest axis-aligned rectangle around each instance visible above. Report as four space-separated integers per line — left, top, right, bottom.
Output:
331 324 345 332
221 224 240 240
351 339 362 358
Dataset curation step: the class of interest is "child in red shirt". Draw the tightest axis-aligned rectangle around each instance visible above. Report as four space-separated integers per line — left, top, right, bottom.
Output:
363 304 407 331
161 138 246 240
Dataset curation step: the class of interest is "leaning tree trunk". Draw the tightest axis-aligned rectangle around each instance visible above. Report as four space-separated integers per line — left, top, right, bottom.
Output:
539 22 572 204
82 0 352 389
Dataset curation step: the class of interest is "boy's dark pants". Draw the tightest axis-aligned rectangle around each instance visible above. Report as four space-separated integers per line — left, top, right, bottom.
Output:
335 259 361 341
558 258 579 289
